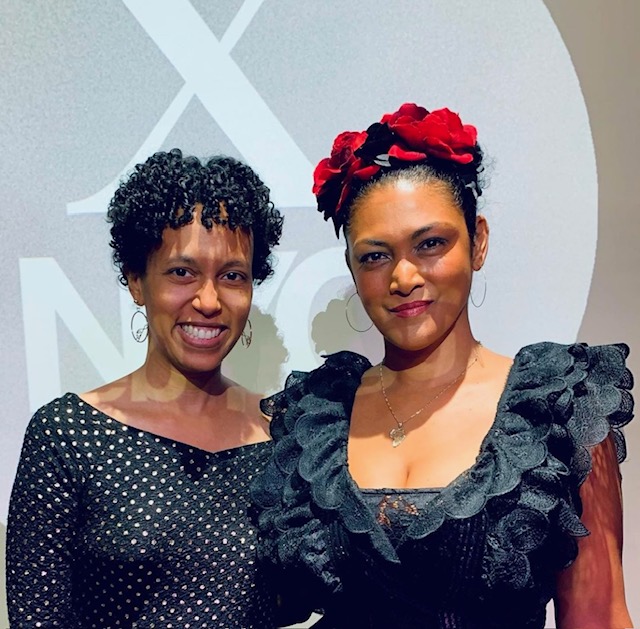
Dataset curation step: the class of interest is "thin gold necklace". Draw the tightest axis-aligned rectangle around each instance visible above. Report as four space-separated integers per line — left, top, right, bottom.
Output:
379 345 481 447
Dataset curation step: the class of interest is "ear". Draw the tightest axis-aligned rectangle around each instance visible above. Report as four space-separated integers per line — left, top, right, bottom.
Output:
471 215 489 271
127 273 144 307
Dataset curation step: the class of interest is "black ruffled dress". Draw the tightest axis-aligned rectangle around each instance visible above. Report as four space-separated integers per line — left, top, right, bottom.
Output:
251 343 634 628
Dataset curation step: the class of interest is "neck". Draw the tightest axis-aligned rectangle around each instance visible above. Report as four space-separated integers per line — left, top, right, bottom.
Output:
132 349 230 407
382 314 479 386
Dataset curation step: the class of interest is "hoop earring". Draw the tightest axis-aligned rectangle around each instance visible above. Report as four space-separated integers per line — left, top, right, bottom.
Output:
470 269 487 308
130 308 148 343
241 318 253 348
345 292 373 333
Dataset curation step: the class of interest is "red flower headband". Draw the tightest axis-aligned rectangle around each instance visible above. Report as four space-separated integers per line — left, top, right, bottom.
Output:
312 103 478 231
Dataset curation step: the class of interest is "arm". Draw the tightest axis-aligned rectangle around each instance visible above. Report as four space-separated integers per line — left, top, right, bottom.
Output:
555 435 633 629
6 409 83 628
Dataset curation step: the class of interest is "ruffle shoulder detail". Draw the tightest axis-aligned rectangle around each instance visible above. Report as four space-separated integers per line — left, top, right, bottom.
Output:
456 341 634 589
251 351 392 597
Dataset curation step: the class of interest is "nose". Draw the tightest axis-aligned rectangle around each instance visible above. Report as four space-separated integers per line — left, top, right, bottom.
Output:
193 279 222 316
390 258 425 296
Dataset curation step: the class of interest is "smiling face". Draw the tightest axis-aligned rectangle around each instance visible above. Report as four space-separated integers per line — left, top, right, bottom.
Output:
128 207 253 379
346 177 488 354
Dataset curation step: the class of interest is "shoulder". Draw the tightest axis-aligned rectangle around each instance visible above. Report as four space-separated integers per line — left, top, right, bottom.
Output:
513 341 630 378
288 350 372 391
224 381 262 414
511 340 633 416
251 351 378 597
505 341 633 480
260 351 372 424
27 393 94 436
78 374 132 420
21 393 118 461
16 394 96 478
223 383 273 441
507 342 632 408
253 349 371 508
468 342 634 586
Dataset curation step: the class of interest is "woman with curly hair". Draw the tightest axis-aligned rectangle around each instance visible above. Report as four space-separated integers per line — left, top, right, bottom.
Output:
251 104 634 628
7 149 283 628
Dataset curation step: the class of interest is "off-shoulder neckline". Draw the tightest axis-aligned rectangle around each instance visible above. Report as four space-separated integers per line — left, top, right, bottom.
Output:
63 392 272 458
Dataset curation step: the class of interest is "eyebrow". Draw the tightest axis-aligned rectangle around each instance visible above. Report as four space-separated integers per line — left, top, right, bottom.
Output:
166 255 198 266
166 256 250 269
410 225 437 240
219 259 251 271
356 223 450 248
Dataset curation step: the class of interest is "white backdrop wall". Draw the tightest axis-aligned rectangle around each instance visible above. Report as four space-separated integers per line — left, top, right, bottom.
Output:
2 1 638 626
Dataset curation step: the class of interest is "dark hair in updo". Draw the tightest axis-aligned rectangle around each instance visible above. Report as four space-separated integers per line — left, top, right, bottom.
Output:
107 149 283 286
347 151 485 242
312 104 486 241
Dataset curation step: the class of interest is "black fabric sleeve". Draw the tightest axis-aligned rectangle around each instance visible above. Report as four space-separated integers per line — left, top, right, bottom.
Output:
6 404 84 628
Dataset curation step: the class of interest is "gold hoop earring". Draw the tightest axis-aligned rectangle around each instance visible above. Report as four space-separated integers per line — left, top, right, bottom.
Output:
345 292 373 333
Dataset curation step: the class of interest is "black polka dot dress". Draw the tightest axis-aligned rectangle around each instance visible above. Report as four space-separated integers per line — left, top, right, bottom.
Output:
7 393 277 628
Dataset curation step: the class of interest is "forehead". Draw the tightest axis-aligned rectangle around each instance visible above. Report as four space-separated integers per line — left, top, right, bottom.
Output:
348 179 464 239
155 218 253 262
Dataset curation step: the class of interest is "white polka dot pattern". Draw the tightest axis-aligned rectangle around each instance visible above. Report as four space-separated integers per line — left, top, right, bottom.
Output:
7 393 277 628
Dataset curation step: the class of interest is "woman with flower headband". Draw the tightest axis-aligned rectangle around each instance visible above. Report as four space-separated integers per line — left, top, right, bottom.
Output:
251 104 634 628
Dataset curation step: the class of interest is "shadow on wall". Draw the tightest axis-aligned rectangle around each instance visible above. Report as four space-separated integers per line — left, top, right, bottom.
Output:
312 294 382 364
226 293 383 395
224 305 289 395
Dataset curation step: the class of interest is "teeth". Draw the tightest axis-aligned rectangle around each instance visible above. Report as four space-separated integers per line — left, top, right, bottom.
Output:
182 324 222 340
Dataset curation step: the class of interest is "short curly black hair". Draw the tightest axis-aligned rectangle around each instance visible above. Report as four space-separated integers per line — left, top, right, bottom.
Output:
107 149 283 286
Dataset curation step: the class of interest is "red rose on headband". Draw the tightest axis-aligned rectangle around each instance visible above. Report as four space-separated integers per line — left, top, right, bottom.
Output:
380 102 429 125
313 131 366 195
313 103 479 233
384 104 478 165
313 130 379 214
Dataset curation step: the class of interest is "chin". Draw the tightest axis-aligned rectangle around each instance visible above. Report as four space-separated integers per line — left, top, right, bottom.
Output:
381 323 433 348
383 323 457 353
176 351 229 376
179 362 224 378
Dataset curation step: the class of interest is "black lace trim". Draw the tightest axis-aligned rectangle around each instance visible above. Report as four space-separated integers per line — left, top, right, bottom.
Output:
251 343 633 594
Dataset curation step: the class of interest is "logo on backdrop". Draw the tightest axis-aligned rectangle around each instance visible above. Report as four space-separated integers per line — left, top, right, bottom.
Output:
14 0 598 436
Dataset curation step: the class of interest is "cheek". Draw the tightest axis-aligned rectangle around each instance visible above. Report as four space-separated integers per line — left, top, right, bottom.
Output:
223 287 253 313
353 272 390 313
149 286 191 310
432 248 473 280
432 263 473 305
439 262 470 283
143 284 199 326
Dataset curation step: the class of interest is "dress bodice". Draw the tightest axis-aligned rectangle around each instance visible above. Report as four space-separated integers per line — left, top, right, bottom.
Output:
251 342 634 629
7 393 277 628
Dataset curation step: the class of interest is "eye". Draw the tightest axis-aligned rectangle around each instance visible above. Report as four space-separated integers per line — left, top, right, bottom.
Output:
168 267 193 278
222 271 247 282
418 237 447 251
359 251 389 265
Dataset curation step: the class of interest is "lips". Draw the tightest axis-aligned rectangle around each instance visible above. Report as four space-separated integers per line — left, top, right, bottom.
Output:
389 300 432 318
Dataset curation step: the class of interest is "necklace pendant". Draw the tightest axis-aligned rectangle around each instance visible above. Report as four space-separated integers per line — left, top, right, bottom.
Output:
389 425 406 447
